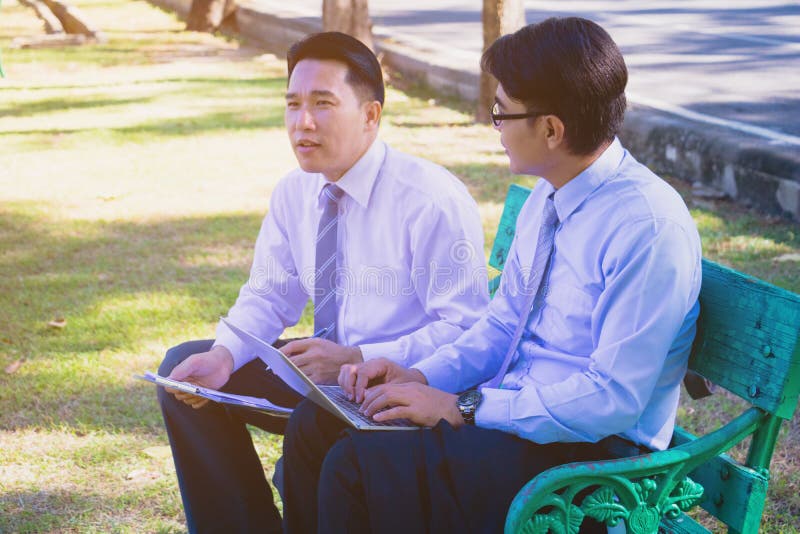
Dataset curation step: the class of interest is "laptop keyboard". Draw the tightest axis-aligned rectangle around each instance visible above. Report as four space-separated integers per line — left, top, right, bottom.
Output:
320 385 416 428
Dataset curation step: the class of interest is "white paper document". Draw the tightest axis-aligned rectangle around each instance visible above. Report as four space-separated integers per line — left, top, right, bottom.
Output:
135 371 293 418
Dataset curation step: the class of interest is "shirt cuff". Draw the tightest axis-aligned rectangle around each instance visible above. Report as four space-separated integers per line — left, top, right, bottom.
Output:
475 387 515 430
476 387 576 444
213 323 255 372
358 340 405 366
411 355 460 393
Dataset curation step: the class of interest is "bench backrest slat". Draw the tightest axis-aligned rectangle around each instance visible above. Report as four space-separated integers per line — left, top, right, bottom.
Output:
489 184 531 272
690 261 800 419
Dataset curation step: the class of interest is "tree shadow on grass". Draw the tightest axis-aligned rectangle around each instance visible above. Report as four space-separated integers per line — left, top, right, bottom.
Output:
4 108 286 147
2 75 287 144
0 487 182 533
0 203 265 433
1 489 106 533
0 96 156 119
0 76 285 93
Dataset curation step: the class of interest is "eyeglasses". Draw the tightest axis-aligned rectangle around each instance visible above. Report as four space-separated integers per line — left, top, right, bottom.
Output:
490 102 550 127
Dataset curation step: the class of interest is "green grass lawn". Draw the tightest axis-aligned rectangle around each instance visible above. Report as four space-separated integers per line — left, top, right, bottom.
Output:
1 0 798 532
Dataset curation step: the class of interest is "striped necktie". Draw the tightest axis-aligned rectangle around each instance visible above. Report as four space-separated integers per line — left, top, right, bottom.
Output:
314 183 345 343
485 195 559 389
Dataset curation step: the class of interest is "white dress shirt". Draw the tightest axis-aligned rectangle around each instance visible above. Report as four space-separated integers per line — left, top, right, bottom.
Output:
414 139 702 450
214 139 489 372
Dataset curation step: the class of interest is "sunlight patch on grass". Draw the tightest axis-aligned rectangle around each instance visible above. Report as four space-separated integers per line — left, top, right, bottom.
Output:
1 131 295 220
710 234 792 259
691 209 727 234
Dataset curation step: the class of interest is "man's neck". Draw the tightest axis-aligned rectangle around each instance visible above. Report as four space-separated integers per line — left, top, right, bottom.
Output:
546 140 611 190
324 134 379 183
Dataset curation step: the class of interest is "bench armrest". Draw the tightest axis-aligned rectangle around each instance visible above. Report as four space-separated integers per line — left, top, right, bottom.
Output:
504 408 767 534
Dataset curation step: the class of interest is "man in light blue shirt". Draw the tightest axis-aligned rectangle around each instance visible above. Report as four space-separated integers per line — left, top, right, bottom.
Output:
281 17 702 533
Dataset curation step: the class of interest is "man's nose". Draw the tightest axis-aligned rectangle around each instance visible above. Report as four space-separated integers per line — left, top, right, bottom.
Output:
297 108 315 130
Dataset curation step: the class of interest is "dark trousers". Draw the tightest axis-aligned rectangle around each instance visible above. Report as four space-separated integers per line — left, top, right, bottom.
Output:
157 339 303 534
283 399 615 534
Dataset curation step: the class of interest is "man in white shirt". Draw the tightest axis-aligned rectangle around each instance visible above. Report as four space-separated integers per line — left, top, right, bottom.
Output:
156 32 488 533
281 18 702 534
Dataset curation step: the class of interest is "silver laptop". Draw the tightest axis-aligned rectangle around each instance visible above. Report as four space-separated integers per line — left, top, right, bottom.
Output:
221 318 418 431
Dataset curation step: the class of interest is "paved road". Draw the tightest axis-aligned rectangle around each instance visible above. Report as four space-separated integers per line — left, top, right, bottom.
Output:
268 0 800 144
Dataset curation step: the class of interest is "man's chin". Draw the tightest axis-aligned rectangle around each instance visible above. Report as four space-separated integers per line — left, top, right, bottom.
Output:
294 155 324 174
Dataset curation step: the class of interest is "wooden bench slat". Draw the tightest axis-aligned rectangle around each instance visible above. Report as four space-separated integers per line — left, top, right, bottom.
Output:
488 184 531 272
691 260 800 419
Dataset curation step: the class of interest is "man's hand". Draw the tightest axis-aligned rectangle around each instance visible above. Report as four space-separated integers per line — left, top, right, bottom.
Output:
280 338 363 385
360 382 463 428
167 345 234 409
338 357 427 403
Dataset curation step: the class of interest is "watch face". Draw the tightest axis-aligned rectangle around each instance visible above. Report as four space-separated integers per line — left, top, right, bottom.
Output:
458 389 482 408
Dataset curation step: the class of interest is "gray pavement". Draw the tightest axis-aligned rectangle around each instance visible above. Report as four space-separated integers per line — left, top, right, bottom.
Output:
259 0 800 142
152 0 800 220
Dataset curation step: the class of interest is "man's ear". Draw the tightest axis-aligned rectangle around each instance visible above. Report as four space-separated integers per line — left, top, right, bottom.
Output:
542 115 566 149
364 101 382 130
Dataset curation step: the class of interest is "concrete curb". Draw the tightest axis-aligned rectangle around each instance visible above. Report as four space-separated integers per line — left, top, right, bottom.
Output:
620 108 800 220
148 0 800 221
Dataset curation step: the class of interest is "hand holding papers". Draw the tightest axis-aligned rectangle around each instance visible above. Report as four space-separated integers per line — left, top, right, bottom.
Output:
135 371 293 417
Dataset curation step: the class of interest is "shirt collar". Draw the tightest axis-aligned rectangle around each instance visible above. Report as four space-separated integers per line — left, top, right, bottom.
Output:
549 137 625 222
316 139 385 209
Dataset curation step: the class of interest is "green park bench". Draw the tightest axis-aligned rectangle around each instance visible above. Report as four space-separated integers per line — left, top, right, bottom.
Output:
487 185 800 534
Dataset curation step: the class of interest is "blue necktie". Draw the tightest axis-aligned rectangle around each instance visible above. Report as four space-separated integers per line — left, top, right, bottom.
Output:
314 184 345 343
485 195 559 389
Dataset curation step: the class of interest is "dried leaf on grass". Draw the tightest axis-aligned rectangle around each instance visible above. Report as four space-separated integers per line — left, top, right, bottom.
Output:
126 469 161 481
48 318 67 329
4 359 25 374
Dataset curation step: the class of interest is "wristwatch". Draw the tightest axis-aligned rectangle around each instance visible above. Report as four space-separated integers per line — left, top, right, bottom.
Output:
456 389 483 425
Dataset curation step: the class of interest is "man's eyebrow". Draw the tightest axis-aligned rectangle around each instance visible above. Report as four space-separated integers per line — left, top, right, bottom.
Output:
284 90 339 100
311 90 337 98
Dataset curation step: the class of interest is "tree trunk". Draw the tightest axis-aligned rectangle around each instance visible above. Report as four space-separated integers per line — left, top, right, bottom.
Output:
477 0 525 123
186 0 236 33
322 0 373 51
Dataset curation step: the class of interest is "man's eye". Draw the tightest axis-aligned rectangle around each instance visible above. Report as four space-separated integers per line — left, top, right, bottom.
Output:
286 101 299 109
316 100 333 106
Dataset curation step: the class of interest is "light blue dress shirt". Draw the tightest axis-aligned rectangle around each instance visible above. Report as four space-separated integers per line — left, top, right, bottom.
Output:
414 139 702 450
214 139 489 372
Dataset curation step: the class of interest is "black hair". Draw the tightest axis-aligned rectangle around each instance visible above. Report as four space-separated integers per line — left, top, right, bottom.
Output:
481 17 627 155
287 32 385 106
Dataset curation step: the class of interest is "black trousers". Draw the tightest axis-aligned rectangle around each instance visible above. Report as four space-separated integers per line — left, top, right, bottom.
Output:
157 339 303 534
282 399 615 534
